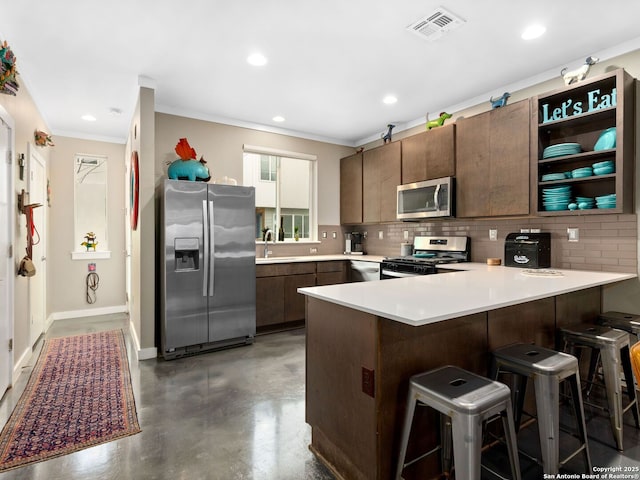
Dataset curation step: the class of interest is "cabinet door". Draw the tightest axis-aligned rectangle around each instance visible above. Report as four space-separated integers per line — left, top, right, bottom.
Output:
363 142 401 223
340 153 363 224
425 124 456 180
401 133 427 184
379 142 401 222
362 149 382 223
402 125 456 184
256 276 285 327
284 273 317 322
456 111 491 217
456 102 530 218
489 101 530 216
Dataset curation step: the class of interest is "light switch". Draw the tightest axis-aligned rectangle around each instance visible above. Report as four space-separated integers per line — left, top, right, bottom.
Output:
489 229 497 241
567 228 579 242
403 230 409 240
378 231 384 240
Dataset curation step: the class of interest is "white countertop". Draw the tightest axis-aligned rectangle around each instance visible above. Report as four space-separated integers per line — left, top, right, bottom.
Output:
256 254 385 264
298 263 636 326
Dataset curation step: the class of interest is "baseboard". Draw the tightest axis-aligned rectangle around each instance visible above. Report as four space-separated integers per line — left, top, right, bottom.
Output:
128 319 157 361
49 304 128 321
12 346 33 385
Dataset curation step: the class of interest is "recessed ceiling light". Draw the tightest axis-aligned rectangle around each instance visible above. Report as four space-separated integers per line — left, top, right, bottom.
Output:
383 95 398 105
521 24 546 40
247 53 268 66
81 114 97 122
272 116 285 122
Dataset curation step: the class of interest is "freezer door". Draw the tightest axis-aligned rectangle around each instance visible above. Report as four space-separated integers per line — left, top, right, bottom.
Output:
208 184 256 342
163 180 209 351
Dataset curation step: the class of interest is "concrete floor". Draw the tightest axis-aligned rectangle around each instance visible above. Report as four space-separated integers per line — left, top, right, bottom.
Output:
0 314 335 480
0 314 638 479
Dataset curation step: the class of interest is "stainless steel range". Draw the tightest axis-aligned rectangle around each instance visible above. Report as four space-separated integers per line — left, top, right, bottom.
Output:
380 236 470 279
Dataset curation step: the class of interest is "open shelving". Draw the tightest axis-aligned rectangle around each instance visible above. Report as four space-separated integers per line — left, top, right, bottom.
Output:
530 69 634 216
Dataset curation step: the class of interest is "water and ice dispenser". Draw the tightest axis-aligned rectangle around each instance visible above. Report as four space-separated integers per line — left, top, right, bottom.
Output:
174 238 199 271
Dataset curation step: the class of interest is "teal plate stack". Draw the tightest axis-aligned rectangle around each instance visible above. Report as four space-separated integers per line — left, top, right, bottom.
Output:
542 185 571 211
542 143 582 159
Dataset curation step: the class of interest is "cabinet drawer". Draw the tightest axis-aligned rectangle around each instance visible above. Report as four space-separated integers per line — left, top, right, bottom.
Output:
256 262 316 277
316 261 347 273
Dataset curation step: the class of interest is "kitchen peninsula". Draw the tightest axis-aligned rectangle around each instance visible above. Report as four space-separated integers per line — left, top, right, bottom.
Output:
298 264 635 480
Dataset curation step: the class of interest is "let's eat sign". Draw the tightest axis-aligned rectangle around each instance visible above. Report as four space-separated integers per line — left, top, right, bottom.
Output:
541 88 616 123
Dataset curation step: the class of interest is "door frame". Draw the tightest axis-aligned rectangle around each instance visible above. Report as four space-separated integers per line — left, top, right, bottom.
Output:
27 142 47 347
0 105 15 391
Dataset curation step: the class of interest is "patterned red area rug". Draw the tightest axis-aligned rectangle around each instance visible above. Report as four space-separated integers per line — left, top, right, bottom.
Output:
0 330 141 471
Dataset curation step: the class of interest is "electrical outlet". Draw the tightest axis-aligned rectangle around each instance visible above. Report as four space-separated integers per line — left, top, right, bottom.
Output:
520 228 530 233
332 232 337 239
530 228 541 233
489 229 497 241
322 231 327 239
309 247 318 254
403 230 409 240
378 231 384 240
361 367 375 398
567 228 579 242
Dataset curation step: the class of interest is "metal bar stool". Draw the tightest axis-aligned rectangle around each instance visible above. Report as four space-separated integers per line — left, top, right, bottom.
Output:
395 365 521 480
560 324 640 451
598 312 640 393
598 311 640 342
492 343 591 475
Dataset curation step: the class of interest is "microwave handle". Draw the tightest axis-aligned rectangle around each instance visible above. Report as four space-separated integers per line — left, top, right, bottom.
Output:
434 184 441 211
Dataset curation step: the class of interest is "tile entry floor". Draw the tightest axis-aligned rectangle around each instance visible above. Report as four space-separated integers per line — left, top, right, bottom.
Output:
0 314 638 480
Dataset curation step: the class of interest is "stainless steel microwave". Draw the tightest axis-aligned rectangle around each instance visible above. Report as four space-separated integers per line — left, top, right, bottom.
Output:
397 177 455 220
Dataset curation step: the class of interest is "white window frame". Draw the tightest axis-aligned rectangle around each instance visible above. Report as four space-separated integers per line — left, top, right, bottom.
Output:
243 145 318 242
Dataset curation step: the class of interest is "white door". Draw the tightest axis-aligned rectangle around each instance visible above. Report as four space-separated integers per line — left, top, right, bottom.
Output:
0 109 14 396
28 144 46 347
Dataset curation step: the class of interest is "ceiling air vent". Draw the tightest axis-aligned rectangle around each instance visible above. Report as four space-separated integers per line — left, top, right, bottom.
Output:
407 7 466 42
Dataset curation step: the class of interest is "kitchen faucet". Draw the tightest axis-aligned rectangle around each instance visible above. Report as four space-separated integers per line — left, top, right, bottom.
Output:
264 229 273 258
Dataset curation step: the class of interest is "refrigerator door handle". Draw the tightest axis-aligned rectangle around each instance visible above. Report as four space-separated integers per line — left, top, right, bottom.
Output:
202 200 209 297
208 200 215 297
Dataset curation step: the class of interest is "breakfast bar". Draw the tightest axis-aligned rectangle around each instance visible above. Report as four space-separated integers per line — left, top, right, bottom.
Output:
298 265 636 480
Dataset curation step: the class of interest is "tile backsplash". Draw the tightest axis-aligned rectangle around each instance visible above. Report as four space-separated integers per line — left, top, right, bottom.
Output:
346 214 638 274
257 215 637 274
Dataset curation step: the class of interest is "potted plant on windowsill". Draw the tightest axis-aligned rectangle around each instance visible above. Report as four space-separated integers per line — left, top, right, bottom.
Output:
294 227 300 241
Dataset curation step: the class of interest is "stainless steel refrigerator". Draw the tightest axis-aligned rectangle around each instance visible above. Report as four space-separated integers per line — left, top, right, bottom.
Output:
160 179 256 359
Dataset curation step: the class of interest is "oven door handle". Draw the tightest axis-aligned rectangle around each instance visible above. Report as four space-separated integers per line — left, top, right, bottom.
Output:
381 269 419 278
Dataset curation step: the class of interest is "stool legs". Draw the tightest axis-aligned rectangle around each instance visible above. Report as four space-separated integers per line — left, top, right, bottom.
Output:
395 390 418 480
532 374 560 474
600 342 625 450
451 414 483 480
503 402 522 480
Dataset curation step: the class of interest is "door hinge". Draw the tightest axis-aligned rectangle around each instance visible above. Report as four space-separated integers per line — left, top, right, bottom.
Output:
8 244 12 258
6 150 11 164
8 339 12 352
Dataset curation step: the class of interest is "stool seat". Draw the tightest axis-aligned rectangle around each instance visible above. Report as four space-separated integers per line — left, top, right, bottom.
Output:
560 324 640 451
411 366 512 415
598 312 640 341
396 365 521 480
493 343 591 475
494 343 578 376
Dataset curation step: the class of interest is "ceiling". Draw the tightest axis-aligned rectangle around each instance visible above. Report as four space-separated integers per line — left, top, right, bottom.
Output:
2 1 640 146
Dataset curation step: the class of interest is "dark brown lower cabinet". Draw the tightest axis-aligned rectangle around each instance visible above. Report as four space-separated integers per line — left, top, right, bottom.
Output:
284 273 316 322
256 260 350 331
